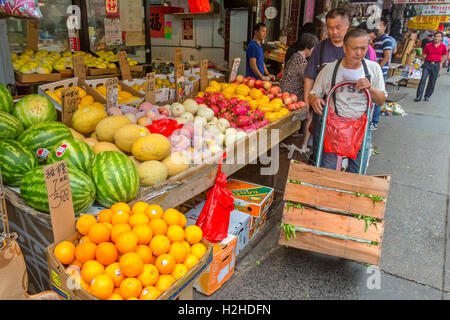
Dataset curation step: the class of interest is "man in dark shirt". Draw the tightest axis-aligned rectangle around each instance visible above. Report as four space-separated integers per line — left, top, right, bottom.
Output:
246 23 274 81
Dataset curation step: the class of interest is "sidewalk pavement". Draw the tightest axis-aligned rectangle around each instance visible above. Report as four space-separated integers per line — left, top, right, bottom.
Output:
194 72 450 300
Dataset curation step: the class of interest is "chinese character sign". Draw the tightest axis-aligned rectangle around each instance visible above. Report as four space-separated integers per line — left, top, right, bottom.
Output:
149 7 165 38
106 0 119 18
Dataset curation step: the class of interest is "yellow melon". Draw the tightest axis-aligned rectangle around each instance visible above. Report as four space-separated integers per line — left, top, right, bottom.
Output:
137 160 168 186
71 107 107 134
83 137 98 147
161 152 190 177
70 128 85 140
114 124 151 153
95 115 132 142
131 134 171 161
92 142 124 154
128 156 141 167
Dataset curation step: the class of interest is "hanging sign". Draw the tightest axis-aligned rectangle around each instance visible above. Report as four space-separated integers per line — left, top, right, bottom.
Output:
105 18 123 46
106 77 119 109
394 0 450 3
106 0 120 18
149 7 165 38
183 18 194 40
119 0 142 32
145 72 156 104
229 58 241 82
117 51 132 81
414 4 450 15
408 15 449 29
61 89 79 127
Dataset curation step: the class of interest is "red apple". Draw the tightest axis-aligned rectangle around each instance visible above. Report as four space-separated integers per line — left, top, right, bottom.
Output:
282 92 290 99
298 101 306 108
290 94 298 103
269 86 280 96
283 96 292 105
276 93 283 99
258 88 266 94
267 94 274 100
158 107 169 117
263 81 272 90
248 79 255 88
287 104 296 111
236 75 244 83
232 80 239 85
255 80 263 88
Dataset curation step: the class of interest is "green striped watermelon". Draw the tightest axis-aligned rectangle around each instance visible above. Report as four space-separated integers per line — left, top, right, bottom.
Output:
20 165 96 215
13 94 57 129
0 140 38 187
90 151 139 208
18 122 73 163
0 111 24 139
47 138 95 173
0 83 13 114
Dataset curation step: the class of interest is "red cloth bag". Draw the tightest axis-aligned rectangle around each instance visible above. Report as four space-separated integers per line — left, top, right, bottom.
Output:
146 118 182 137
188 0 211 13
196 154 234 243
323 107 368 159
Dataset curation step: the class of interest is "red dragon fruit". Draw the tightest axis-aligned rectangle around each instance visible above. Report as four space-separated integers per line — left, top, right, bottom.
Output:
205 92 220 106
229 97 239 106
218 100 229 114
230 122 238 129
254 109 265 121
210 105 220 117
236 115 252 127
221 112 235 122
195 97 205 105
232 102 251 116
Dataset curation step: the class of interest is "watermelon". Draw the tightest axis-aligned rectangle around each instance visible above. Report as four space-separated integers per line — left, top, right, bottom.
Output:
47 138 95 173
0 83 13 114
20 165 96 215
0 140 38 187
18 122 73 162
90 151 139 207
0 111 24 139
13 94 57 129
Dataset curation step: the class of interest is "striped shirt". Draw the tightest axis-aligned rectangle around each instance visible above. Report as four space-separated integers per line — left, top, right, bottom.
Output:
374 34 393 78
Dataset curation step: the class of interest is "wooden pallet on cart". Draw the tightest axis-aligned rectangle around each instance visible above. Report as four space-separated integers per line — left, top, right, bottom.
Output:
279 161 391 265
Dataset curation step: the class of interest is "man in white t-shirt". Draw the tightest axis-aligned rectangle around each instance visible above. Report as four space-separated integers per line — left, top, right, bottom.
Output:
308 28 387 174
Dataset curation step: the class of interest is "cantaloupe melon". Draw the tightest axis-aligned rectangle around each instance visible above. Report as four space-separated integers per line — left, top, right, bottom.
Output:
91 132 97 139
131 134 171 161
92 141 124 154
161 152 190 177
114 124 150 153
71 107 107 134
70 128 85 140
137 160 168 186
128 155 141 167
83 137 98 147
95 115 132 142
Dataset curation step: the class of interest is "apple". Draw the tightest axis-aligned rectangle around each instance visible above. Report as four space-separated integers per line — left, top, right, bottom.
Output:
283 96 293 105
236 75 244 83
287 104 296 111
255 80 263 88
248 79 255 88
232 80 239 85
298 101 306 108
263 81 272 90
276 93 283 99
158 107 170 117
245 76 253 81
290 94 298 103
267 94 275 100
269 86 280 96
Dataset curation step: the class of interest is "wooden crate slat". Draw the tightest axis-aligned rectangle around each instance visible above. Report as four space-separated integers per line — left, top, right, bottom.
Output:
282 205 383 243
284 182 386 220
286 161 390 198
279 230 381 265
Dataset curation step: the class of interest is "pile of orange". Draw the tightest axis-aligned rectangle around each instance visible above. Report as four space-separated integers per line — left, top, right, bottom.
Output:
53 201 206 300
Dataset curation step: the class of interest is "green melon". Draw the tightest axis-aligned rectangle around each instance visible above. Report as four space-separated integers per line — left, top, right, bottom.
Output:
13 94 57 129
47 138 95 173
89 151 139 208
0 83 13 114
18 122 73 162
0 140 38 187
0 111 24 139
20 165 96 215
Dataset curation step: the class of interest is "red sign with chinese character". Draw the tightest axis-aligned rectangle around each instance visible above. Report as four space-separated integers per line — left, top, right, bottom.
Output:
106 0 120 18
149 6 184 38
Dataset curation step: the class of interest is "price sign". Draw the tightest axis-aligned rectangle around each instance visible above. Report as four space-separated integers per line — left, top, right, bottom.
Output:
61 89 79 127
175 48 183 68
26 20 39 51
145 72 156 104
106 77 119 109
229 58 241 82
200 59 209 92
175 64 185 103
73 56 86 80
117 51 132 81
43 161 76 243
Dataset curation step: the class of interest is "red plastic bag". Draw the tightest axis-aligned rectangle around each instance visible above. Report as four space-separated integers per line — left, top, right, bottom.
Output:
147 119 182 137
196 154 234 243
323 107 368 159
188 0 211 13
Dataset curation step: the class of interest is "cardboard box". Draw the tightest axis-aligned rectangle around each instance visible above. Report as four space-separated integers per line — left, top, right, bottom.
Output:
249 211 268 241
84 77 145 107
193 234 237 296
226 179 274 218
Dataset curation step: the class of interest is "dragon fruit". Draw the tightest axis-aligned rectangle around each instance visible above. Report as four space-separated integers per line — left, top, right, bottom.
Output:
254 109 265 121
195 97 205 105
232 103 251 116
236 115 252 127
230 122 238 129
210 105 220 117
229 97 239 106
218 100 230 114
221 112 235 122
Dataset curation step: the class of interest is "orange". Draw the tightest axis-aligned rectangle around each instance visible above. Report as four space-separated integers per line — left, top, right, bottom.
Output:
149 218 168 236
115 231 139 254
183 241 191 254
111 211 130 225
97 209 113 224
107 293 123 300
110 223 132 243
144 204 164 220
184 225 203 245
105 262 124 287
135 245 153 264
140 286 161 300
155 254 175 275
171 264 188 280
75 275 90 292
96 242 118 266
76 214 97 235
167 225 185 243
79 236 91 243
162 208 181 226
129 213 149 228
54 241 75 265
155 274 175 293
137 264 159 287
132 201 149 215
179 214 187 228
169 242 187 264
191 243 207 260
75 241 97 264
119 277 142 299
81 260 104 283
69 258 83 269
112 287 120 295
88 223 111 244
150 235 171 257
119 252 144 277
127 297 139 300
90 274 114 300
183 254 199 270
110 202 131 215
132 225 153 245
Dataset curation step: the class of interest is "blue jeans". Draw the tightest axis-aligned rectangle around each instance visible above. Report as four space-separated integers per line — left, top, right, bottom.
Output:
371 73 387 125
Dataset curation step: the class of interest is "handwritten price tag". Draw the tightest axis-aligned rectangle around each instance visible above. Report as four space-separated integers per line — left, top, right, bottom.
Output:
145 72 156 104
229 58 241 82
200 59 209 92
61 89 79 127
175 48 183 68
26 20 39 51
43 161 76 243
106 77 119 109
117 51 132 81
73 56 86 80
175 64 185 103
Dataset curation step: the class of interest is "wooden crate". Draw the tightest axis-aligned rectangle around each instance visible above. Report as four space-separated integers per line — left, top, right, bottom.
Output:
279 161 391 265
14 71 61 83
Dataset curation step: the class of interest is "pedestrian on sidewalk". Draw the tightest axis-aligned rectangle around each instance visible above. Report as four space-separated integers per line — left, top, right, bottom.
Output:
308 29 387 174
415 32 447 102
